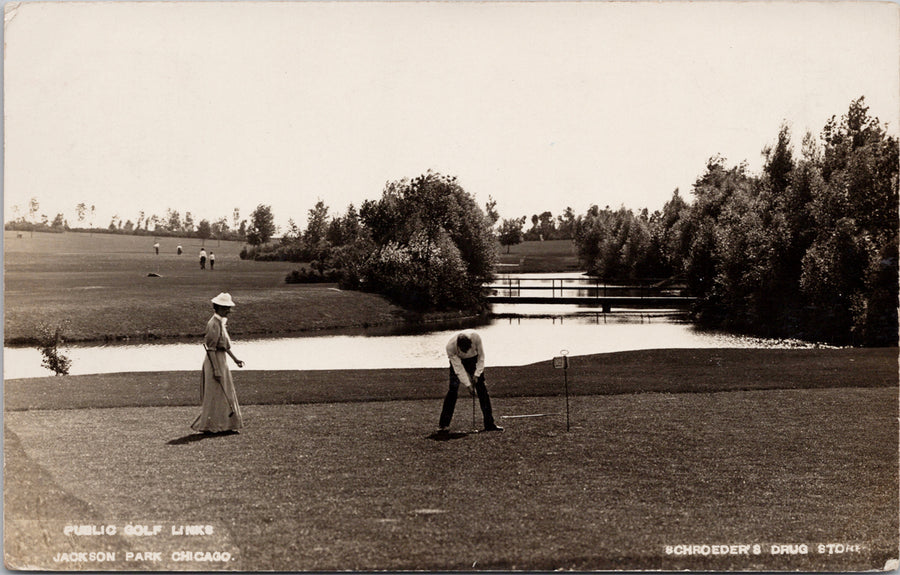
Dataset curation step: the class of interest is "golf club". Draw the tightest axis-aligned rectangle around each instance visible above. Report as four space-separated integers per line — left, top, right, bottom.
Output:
216 377 236 417
472 386 476 432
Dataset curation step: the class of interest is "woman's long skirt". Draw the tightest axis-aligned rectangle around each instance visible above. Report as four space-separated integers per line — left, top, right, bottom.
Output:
191 350 243 433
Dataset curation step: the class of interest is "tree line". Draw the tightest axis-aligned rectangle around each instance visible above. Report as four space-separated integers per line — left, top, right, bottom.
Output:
5 203 249 242
564 97 896 346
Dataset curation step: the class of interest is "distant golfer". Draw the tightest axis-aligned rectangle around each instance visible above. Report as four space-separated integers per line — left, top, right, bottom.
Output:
438 329 503 433
209 251 216 270
199 248 207 269
153 241 159 255
191 292 245 434
177 245 183 255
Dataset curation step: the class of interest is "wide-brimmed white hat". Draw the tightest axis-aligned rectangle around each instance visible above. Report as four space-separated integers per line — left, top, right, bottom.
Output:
211 292 236 307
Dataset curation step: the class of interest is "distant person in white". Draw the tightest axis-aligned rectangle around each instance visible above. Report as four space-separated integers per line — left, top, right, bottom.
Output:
438 329 503 433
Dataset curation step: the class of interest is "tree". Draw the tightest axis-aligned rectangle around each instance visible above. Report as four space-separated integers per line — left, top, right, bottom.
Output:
484 196 500 226
820 97 898 246
358 171 496 309
654 189 690 273
800 217 872 343
525 211 556 241
182 212 195 234
762 123 794 199
196 219 212 242
76 203 87 227
165 209 181 232
498 217 526 253
556 207 577 240
325 204 362 247
28 197 39 236
28 197 39 223
304 200 330 245
246 204 276 245
802 96 899 344
681 156 755 308
574 206 654 281
283 218 301 241
341 204 361 243
211 217 230 242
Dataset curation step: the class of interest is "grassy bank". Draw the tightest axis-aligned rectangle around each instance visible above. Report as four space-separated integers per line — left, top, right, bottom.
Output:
4 347 898 571
5 348 896 411
4 231 413 344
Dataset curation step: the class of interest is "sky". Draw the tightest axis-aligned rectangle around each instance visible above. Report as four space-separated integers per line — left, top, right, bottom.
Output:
4 1 899 232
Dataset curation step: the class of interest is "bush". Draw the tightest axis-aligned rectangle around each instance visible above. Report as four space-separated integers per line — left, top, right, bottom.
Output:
36 322 72 376
359 231 477 311
285 268 341 284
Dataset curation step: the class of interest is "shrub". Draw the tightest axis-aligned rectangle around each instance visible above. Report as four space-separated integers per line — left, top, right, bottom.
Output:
36 322 72 376
285 268 341 284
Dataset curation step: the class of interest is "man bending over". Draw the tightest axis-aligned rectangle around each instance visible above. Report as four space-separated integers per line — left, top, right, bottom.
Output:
438 329 503 433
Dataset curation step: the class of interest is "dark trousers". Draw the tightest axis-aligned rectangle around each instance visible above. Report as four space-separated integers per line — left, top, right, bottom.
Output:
439 355 495 428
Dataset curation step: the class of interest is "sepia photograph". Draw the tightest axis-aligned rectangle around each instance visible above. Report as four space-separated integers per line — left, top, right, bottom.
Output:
3 0 899 571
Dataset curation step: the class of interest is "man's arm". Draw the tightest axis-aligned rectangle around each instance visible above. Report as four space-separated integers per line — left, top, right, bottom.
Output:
447 337 472 387
472 332 485 378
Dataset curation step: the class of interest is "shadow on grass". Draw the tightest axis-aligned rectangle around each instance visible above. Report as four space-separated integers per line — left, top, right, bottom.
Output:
426 431 473 441
167 431 240 445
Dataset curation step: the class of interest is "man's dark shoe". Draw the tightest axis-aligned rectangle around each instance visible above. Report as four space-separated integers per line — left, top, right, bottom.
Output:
483 424 504 432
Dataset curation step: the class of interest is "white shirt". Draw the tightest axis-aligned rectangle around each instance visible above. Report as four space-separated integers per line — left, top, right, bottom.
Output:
446 329 485 385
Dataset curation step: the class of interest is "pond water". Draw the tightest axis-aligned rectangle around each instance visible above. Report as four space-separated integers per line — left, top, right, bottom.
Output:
4 304 816 379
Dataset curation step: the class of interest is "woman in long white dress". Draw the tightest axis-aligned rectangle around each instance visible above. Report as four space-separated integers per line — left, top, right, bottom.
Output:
191 292 245 433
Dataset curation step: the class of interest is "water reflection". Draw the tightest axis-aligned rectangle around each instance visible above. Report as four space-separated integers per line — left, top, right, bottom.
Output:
4 312 814 379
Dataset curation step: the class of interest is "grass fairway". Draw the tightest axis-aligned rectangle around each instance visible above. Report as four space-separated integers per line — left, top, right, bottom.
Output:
4 348 897 571
4 231 407 344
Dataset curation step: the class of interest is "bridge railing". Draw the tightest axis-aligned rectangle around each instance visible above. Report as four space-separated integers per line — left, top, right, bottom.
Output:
485 277 688 300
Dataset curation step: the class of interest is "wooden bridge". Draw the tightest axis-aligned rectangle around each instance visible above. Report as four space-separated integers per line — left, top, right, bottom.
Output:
485 277 695 311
